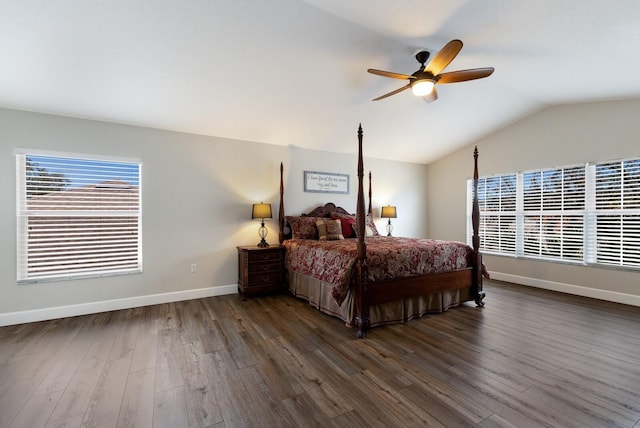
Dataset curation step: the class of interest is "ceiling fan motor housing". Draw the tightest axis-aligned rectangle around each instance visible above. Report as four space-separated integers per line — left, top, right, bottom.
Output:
415 50 430 66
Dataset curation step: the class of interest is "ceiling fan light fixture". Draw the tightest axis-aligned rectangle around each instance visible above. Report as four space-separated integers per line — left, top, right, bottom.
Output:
411 79 435 96
368 39 493 102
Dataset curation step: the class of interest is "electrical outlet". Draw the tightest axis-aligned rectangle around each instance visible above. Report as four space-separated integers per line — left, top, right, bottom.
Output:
190 263 198 273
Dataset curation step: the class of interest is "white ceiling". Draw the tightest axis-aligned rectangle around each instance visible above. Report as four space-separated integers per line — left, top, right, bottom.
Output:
2 1 640 164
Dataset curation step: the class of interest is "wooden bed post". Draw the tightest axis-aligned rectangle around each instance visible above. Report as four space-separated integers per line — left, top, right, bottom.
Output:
368 171 372 215
472 147 486 306
354 124 370 338
279 162 285 245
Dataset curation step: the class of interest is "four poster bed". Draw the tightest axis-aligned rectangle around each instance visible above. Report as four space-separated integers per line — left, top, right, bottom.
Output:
277 124 486 338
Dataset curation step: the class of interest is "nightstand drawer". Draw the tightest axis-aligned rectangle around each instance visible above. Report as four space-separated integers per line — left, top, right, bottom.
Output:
248 271 281 285
247 251 282 263
248 260 281 274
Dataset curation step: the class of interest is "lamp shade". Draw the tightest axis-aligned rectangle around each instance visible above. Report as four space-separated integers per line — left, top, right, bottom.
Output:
252 203 272 220
381 205 397 219
410 79 435 96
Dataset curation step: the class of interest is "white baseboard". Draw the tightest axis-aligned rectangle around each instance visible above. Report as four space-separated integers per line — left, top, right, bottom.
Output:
6 275 638 326
490 272 640 307
0 284 238 327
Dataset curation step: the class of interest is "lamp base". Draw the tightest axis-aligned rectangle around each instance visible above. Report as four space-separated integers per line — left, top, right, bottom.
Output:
386 219 393 237
257 221 269 247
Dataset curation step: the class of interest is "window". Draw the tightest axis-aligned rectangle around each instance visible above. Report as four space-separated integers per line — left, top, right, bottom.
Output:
469 174 517 255
522 166 585 261
16 151 142 282
591 159 640 267
468 156 640 270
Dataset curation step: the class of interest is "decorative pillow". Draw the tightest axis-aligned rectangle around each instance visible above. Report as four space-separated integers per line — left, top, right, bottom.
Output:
365 214 380 237
333 212 380 238
352 223 374 238
285 216 322 239
316 219 345 241
330 213 356 238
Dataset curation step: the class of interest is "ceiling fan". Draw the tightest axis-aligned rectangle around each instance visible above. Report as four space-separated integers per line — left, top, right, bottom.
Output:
367 39 494 103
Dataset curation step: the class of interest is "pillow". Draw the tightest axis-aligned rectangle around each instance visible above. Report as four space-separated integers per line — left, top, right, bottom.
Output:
352 224 374 238
285 216 322 239
365 214 380 237
330 213 356 238
333 212 380 238
316 219 345 241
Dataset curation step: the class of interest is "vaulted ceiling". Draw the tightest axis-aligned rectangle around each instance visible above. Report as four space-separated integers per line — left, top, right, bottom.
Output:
2 1 640 164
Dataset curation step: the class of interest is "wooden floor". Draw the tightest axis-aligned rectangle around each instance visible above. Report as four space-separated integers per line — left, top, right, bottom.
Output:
1 280 640 427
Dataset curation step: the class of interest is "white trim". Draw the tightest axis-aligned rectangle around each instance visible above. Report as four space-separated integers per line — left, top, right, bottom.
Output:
0 284 238 326
14 147 141 164
490 272 640 307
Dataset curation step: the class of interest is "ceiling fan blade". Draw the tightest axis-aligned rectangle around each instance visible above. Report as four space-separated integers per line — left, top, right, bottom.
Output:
437 67 495 84
425 39 463 75
367 68 413 80
422 87 438 103
372 84 410 101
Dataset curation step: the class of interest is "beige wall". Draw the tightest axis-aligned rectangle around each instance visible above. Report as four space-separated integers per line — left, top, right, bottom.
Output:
9 98 636 321
0 108 427 323
427 98 640 304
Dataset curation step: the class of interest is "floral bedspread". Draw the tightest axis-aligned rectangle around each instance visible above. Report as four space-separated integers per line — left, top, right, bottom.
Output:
283 236 472 306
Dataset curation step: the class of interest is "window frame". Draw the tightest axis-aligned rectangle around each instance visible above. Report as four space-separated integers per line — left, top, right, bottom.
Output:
15 149 143 283
468 156 640 271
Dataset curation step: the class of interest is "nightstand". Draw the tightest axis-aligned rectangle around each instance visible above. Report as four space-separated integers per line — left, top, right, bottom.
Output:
237 245 285 299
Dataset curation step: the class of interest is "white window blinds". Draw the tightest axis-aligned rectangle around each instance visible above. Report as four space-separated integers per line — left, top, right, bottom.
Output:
468 156 640 270
473 174 517 255
16 152 142 282
592 159 640 267
522 166 585 261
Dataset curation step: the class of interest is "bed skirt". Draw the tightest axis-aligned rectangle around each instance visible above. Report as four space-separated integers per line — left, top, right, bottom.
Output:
286 269 471 328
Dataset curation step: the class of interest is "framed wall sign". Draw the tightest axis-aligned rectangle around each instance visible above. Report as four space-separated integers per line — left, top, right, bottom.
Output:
304 171 349 194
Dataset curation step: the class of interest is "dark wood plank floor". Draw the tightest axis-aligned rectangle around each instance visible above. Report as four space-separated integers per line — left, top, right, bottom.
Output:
1 280 640 427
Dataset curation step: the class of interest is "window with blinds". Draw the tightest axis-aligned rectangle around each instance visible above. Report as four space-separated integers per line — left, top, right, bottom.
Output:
471 174 517 255
592 159 640 267
522 166 585 261
16 152 142 282
468 156 640 270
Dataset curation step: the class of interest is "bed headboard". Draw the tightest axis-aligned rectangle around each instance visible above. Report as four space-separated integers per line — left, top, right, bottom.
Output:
303 203 351 218
279 203 352 241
